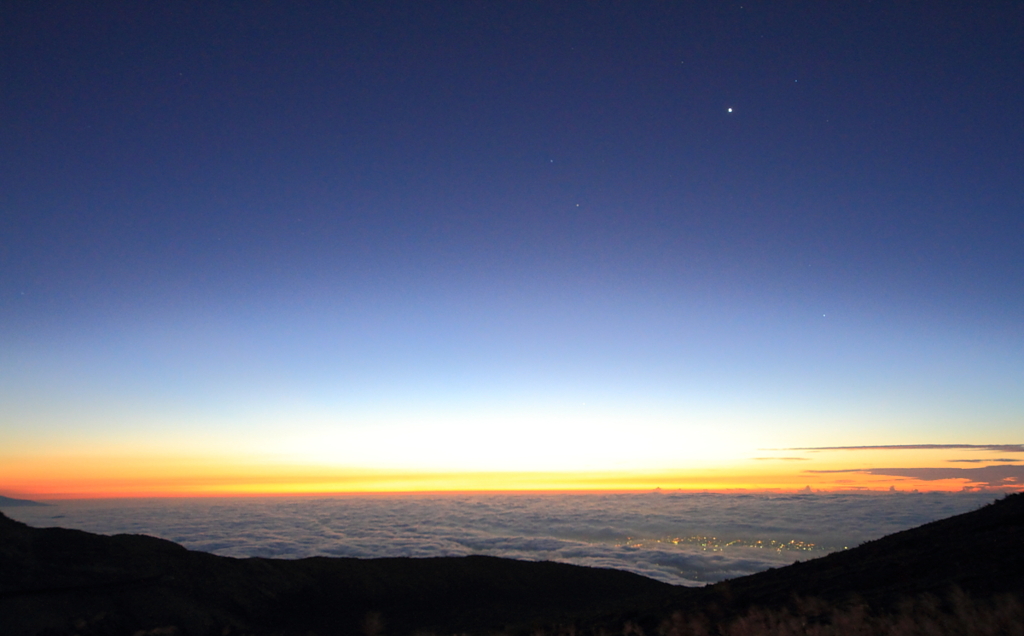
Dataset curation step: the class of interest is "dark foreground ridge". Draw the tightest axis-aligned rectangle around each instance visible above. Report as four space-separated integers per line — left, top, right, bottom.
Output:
2 493 1023 635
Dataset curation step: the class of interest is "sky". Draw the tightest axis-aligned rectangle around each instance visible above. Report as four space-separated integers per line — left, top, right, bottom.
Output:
1 1 1023 497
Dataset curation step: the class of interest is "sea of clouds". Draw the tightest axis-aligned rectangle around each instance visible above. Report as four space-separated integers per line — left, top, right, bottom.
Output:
2 491 1001 586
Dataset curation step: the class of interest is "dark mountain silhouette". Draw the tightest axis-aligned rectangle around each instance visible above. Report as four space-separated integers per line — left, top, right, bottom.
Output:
0 509 672 636
1 493 1022 635
0 495 47 507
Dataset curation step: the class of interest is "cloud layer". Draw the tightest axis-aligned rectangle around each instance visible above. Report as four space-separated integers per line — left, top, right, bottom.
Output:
5 491 1003 585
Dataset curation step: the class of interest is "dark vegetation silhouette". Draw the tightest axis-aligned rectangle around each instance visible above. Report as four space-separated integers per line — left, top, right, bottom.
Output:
1 493 1022 635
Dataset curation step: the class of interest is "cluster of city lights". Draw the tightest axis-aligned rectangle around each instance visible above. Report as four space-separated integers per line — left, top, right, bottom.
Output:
621 536 847 553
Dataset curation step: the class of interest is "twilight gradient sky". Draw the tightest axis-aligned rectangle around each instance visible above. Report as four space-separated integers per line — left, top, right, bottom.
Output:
2 2 1023 496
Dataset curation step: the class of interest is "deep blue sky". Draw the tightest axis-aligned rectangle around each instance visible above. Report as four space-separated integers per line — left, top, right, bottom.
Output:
2 2 1023 494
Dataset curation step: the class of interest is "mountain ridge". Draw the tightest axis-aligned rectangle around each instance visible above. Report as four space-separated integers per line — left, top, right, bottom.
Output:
0 495 47 507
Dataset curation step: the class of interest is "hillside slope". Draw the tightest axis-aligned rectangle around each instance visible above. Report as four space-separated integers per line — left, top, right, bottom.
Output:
704 491 1024 606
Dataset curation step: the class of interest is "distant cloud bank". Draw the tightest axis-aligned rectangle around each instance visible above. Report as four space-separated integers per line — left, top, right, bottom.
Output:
810 465 1024 489
766 444 1024 490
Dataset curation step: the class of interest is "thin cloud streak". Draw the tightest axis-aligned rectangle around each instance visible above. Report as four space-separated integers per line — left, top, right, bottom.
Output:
785 444 1024 453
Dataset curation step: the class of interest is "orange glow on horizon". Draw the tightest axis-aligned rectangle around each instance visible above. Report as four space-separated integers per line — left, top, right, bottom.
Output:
4 446 1021 499
3 469 1014 500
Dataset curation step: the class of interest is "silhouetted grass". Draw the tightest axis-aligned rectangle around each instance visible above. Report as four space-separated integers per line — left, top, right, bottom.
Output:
485 587 1024 636
394 588 1023 636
